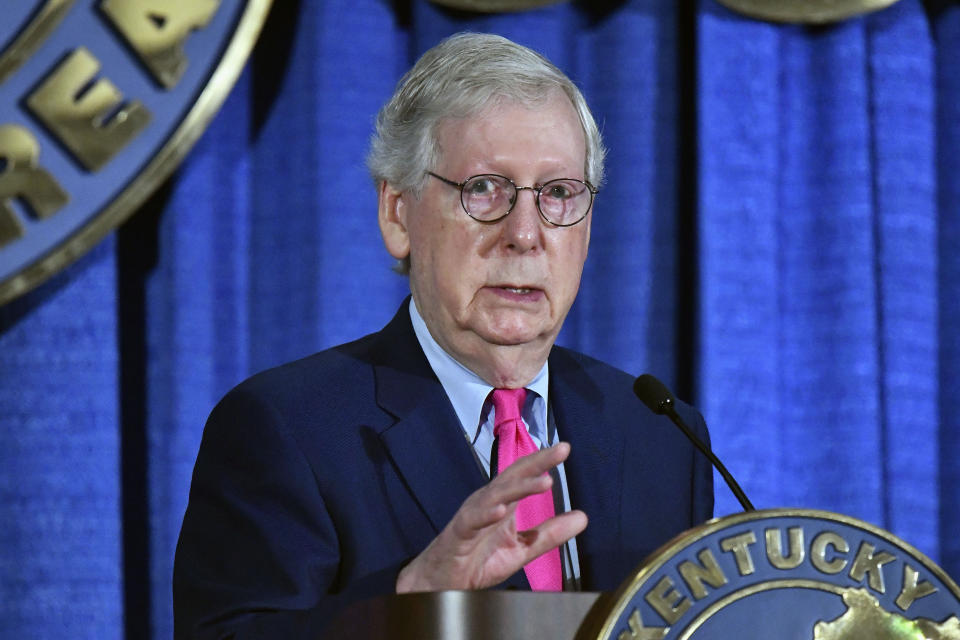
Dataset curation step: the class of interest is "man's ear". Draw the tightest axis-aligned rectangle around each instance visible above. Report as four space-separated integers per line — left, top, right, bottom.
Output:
378 181 410 260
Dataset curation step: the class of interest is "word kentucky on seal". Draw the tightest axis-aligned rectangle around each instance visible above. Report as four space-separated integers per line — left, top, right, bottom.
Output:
579 509 960 640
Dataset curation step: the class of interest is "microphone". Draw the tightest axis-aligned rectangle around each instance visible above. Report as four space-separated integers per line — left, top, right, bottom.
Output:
633 374 755 512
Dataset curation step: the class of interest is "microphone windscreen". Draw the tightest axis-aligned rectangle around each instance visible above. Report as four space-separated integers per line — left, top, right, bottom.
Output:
632 374 674 415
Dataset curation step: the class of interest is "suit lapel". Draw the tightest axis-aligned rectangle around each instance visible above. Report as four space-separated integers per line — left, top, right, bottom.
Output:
370 301 529 590
549 349 625 590
371 301 488 534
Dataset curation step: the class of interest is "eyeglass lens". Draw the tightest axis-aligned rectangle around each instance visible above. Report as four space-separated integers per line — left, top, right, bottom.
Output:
460 175 591 226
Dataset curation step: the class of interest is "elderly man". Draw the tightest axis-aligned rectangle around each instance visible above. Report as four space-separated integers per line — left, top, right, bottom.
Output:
174 32 713 638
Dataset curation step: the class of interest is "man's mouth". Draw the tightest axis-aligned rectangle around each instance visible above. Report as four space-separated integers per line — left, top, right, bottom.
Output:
489 285 543 301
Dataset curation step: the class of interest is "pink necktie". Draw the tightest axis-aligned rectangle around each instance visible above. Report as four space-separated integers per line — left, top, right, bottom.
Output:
491 388 562 591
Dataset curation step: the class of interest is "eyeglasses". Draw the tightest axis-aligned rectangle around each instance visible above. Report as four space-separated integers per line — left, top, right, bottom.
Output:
427 172 597 227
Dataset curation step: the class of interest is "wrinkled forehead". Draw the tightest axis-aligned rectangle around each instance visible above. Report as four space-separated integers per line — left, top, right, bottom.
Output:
431 92 587 170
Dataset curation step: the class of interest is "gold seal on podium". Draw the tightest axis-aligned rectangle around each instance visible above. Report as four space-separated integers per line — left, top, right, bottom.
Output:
579 509 960 640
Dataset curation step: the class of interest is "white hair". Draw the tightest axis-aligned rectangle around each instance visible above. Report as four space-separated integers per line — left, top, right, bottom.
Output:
367 32 606 195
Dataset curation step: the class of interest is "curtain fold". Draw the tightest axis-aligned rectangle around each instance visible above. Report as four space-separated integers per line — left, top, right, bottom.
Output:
698 3 784 515
698 2 943 565
563 2 685 386
137 75 257 637
0 1 956 636
934 1 960 580
0 241 122 635
866 0 939 557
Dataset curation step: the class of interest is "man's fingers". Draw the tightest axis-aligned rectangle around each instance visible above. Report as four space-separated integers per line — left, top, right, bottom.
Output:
456 501 510 533
398 441 585 594
485 442 569 499
457 442 570 524
500 442 570 479
455 472 550 534
489 472 553 508
446 442 578 548
517 509 588 560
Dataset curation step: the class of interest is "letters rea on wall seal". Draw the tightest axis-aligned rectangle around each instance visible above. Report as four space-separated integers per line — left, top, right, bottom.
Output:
0 0 273 306
577 509 960 640
716 0 902 24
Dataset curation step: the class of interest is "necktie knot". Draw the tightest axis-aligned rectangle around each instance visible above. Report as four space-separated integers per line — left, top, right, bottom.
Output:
492 388 527 436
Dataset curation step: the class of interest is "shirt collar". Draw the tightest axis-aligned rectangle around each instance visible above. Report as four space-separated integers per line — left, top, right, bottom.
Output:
408 298 549 443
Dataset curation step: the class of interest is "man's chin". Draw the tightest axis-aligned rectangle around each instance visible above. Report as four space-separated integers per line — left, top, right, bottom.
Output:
474 324 552 349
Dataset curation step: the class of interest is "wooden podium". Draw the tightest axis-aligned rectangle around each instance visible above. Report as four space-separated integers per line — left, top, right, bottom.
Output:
320 590 611 639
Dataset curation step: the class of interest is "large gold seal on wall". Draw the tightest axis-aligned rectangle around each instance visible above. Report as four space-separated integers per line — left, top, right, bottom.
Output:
716 0 902 24
0 0 272 305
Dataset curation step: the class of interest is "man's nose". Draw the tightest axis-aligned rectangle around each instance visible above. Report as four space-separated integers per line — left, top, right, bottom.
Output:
501 187 542 252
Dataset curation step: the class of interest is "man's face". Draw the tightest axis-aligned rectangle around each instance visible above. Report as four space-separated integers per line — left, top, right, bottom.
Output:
381 93 591 385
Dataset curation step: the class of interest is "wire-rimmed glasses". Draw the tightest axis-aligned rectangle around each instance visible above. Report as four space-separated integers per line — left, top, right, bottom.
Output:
427 172 597 227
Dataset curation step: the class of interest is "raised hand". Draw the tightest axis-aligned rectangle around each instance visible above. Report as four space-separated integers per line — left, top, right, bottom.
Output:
395 442 588 593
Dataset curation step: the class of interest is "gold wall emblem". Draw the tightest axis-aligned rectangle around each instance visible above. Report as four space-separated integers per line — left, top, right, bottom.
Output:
716 0 902 24
0 0 273 305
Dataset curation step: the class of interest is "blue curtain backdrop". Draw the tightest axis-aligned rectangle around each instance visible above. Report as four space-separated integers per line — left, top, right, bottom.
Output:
0 0 957 637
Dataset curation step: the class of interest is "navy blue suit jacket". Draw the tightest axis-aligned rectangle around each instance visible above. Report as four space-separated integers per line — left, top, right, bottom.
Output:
173 301 714 638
